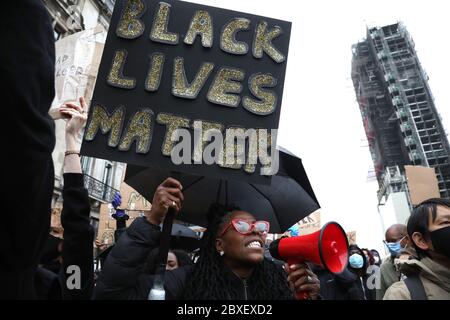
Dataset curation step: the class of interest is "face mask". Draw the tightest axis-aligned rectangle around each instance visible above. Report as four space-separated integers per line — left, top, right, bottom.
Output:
385 242 401 256
430 226 450 259
384 236 406 257
349 253 364 269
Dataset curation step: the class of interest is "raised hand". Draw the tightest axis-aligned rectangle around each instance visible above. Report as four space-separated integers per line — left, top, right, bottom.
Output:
145 177 184 226
60 96 88 141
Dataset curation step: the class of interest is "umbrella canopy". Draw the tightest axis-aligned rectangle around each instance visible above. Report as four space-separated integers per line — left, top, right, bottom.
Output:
170 223 201 251
125 148 319 233
95 223 201 263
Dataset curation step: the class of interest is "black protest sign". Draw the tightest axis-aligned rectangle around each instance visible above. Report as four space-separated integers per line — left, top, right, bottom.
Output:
81 0 291 184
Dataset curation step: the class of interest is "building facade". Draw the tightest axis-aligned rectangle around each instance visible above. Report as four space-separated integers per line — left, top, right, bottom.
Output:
352 22 450 210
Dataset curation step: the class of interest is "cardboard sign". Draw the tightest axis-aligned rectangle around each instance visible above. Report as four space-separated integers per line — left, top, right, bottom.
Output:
50 26 106 176
347 231 356 246
51 25 106 110
119 182 152 211
81 0 291 184
97 202 145 244
298 210 321 235
405 165 440 205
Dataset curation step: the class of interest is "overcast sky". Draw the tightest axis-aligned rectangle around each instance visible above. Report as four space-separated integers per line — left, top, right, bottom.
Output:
182 0 450 255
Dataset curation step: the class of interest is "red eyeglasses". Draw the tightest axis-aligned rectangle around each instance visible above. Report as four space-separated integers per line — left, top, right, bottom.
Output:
220 219 270 237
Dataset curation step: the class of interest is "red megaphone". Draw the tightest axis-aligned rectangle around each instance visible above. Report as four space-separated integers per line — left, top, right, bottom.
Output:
269 221 349 299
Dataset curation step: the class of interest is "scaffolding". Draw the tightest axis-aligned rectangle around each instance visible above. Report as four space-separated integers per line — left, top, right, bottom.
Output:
352 22 450 199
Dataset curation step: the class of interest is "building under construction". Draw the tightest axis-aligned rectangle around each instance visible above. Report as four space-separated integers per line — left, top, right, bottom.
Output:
352 22 450 204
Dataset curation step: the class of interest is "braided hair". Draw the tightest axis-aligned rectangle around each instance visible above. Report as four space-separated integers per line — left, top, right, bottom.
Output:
182 203 294 300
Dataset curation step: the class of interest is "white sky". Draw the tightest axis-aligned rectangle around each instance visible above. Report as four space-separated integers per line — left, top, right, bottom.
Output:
184 0 450 255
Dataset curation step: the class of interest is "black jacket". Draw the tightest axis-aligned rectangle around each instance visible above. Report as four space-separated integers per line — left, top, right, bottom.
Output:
60 173 94 299
346 267 377 300
0 0 56 299
314 267 359 300
94 217 292 300
35 173 94 300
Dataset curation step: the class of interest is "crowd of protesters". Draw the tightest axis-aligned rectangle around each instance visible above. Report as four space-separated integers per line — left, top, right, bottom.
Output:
1 0 449 301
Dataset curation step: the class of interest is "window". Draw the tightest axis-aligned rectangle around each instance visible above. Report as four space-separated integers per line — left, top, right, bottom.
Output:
81 156 92 175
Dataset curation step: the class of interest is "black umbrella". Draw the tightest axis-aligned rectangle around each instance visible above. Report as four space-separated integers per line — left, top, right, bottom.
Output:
95 223 201 265
170 223 201 252
171 222 198 238
125 147 320 233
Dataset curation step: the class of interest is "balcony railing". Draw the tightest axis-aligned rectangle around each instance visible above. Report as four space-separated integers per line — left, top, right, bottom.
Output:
83 174 119 203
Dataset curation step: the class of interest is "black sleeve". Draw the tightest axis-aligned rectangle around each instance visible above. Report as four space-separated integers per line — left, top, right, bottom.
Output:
93 217 162 300
60 173 94 300
0 0 56 299
93 216 191 300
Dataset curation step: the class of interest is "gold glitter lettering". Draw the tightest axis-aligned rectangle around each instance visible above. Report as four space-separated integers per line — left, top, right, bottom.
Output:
244 128 259 173
184 10 213 48
220 18 251 55
257 129 276 175
218 126 249 169
172 57 214 99
207 67 245 108
150 2 179 45
156 113 190 156
252 20 285 63
145 53 165 92
107 50 136 89
244 129 273 173
243 73 278 115
85 104 125 147
118 109 154 154
116 0 146 39
192 120 224 164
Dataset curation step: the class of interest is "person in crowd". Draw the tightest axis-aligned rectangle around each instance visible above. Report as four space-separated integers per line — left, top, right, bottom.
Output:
376 224 411 299
94 193 129 277
34 97 94 299
94 241 114 282
1 1 56 299
370 249 382 267
167 250 193 271
384 198 450 300
95 239 109 260
287 224 300 237
111 192 129 242
94 179 321 300
144 249 194 274
392 246 418 282
347 244 375 300
313 265 362 300
362 248 375 266
39 235 64 275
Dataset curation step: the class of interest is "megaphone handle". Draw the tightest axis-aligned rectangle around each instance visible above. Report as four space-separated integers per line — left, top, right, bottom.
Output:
287 259 309 300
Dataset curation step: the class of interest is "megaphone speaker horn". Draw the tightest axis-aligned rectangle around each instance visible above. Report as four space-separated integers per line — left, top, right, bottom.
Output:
269 221 349 299
318 222 349 274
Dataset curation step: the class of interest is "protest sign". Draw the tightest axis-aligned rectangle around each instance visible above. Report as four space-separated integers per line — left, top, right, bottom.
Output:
81 0 291 184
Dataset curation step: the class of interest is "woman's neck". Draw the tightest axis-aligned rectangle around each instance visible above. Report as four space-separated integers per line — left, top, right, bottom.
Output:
224 259 254 279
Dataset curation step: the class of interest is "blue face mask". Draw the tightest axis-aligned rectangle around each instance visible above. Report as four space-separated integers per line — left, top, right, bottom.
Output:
384 236 406 257
349 253 364 269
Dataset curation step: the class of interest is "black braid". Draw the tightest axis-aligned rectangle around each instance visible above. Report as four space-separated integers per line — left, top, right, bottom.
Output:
182 203 293 300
